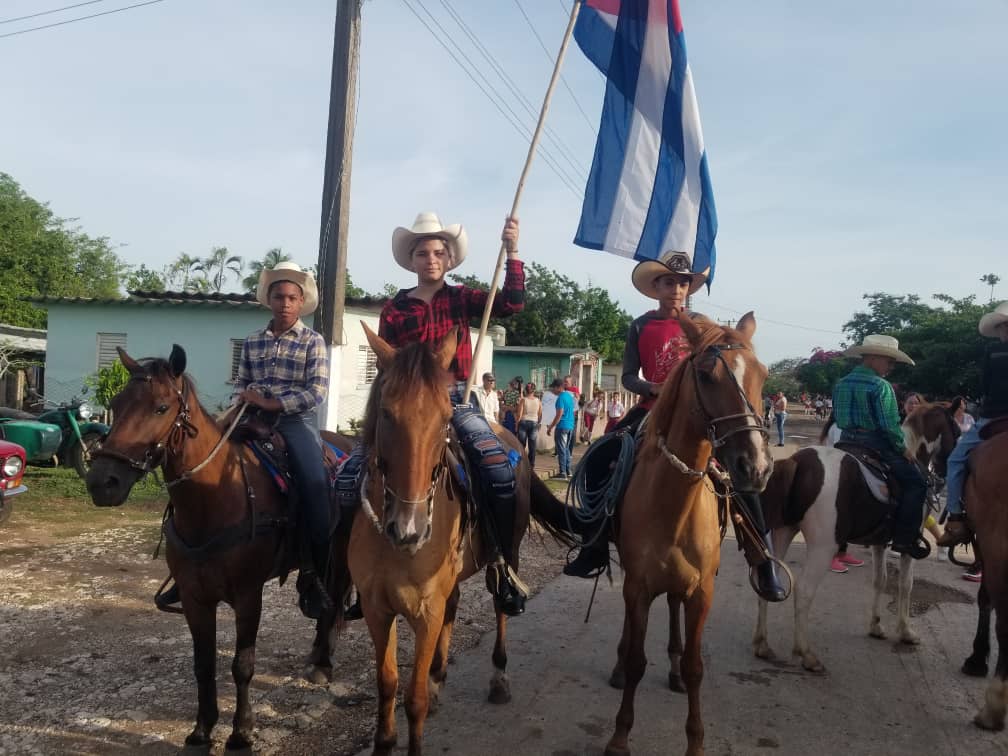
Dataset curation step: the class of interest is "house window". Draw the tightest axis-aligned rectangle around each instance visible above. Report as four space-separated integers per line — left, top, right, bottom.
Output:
357 345 378 387
96 332 127 370
229 340 244 382
600 374 617 390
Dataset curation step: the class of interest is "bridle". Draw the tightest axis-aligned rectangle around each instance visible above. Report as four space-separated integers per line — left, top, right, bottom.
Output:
689 343 768 448
93 374 244 489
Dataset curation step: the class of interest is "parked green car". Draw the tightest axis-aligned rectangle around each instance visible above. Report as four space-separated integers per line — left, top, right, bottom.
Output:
0 394 109 478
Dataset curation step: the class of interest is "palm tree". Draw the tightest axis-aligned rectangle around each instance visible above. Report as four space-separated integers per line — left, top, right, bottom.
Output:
165 253 204 292
242 248 291 294
981 273 1001 304
194 247 243 293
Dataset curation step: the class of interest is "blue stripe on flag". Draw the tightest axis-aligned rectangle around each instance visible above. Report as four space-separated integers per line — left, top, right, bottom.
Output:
695 152 717 285
574 3 648 253
635 21 689 262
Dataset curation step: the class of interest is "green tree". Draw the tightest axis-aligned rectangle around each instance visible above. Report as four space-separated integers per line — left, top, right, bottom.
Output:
242 248 291 294
165 253 207 292
980 273 1001 304
0 173 128 327
124 263 166 292
85 359 131 409
764 357 803 399
574 285 633 362
195 246 242 293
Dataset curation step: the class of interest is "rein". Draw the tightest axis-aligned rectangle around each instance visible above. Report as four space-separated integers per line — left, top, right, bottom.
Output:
689 343 768 448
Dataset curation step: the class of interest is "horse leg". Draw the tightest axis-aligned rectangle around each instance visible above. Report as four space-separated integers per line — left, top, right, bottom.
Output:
895 554 919 645
681 579 714 756
667 594 686 693
963 581 992 677
754 527 796 661
609 610 629 690
792 541 832 673
428 584 461 713
305 609 337 685
488 608 512 704
868 545 889 639
366 611 398 756
405 607 446 756
182 600 219 750
974 603 1008 731
225 592 263 752
604 581 652 756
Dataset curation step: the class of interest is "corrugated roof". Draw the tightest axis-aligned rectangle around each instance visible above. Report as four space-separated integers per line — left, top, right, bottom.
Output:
31 290 387 311
493 345 596 356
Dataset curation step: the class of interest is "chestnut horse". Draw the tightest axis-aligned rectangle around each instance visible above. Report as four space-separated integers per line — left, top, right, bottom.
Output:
958 428 1008 730
604 312 772 756
85 346 345 752
350 325 575 756
753 401 959 672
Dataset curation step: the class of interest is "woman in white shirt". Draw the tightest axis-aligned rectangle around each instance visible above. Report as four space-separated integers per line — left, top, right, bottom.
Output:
516 383 543 466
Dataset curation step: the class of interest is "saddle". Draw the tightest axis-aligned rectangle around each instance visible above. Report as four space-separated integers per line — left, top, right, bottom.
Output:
833 442 894 503
833 441 902 546
979 415 1008 442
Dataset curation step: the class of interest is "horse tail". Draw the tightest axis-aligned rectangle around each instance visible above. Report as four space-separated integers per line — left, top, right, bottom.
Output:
819 412 836 445
528 473 581 549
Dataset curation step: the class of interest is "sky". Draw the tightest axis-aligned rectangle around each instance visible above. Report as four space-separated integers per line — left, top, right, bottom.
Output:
3 0 1006 364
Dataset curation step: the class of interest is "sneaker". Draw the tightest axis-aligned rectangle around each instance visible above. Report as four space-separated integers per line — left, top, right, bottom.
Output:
830 557 849 574
837 552 865 567
963 565 982 583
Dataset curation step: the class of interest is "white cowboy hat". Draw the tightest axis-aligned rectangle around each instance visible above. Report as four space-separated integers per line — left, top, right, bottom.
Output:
631 250 709 298
843 334 915 366
979 301 1008 338
256 262 319 316
392 212 468 272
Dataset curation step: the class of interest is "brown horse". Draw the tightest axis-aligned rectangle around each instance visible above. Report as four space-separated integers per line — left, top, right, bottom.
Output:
85 345 345 752
959 429 1008 730
753 401 959 672
350 325 574 756
604 312 772 756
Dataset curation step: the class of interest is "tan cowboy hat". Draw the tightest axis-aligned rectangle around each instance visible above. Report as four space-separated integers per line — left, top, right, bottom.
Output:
256 262 319 316
843 334 915 366
979 301 1008 338
631 250 709 298
392 212 469 272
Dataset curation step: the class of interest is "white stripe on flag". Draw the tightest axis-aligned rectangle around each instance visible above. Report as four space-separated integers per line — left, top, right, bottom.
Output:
662 65 704 259
603 5 671 258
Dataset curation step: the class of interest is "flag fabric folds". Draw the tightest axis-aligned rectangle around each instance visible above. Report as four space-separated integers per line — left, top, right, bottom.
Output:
573 0 717 287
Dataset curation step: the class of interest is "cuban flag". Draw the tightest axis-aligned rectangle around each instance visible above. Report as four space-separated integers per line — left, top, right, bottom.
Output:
573 0 717 287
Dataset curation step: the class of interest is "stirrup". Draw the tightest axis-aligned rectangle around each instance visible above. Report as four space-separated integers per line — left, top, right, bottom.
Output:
748 555 793 602
154 578 184 615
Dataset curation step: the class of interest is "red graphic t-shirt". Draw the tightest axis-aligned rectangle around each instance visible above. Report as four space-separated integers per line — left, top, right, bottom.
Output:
635 316 691 409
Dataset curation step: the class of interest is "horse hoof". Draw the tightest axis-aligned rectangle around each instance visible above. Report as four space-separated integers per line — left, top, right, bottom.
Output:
604 742 630 756
973 712 1005 732
899 631 921 646
305 665 332 685
225 733 253 752
181 741 211 755
754 642 775 661
869 627 887 640
668 672 687 693
962 658 988 678
609 669 626 690
487 683 512 705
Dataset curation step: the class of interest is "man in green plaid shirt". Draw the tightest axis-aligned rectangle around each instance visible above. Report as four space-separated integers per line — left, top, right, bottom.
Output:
833 334 929 559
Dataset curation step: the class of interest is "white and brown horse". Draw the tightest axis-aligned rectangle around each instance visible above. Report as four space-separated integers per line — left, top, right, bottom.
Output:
753 401 960 672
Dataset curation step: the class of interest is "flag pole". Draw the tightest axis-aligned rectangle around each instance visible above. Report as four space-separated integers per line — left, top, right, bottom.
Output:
463 0 583 404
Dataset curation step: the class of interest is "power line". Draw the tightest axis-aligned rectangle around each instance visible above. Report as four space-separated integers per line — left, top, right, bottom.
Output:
439 0 589 184
703 300 846 335
404 0 584 201
0 0 109 25
0 0 165 40
513 0 598 136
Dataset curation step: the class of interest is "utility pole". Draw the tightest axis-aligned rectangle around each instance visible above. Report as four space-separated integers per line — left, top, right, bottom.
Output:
315 0 362 346
315 0 362 431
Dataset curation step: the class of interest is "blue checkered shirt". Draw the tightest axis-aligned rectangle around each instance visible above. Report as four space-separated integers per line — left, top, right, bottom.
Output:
234 320 329 415
832 364 905 453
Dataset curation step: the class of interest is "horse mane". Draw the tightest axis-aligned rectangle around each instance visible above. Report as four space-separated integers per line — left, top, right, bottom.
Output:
360 341 452 446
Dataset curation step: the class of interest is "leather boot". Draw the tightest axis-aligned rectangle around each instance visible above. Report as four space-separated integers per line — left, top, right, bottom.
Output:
486 559 527 616
735 493 787 602
936 514 972 547
297 542 334 620
754 533 787 603
563 540 609 578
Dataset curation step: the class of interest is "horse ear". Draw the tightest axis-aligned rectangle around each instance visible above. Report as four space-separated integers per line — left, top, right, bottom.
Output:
677 309 703 345
117 347 143 375
736 311 757 340
168 344 187 378
435 328 459 371
362 322 396 369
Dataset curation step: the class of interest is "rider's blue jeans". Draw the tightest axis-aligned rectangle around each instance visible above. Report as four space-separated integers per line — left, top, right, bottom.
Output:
278 411 330 546
944 418 990 516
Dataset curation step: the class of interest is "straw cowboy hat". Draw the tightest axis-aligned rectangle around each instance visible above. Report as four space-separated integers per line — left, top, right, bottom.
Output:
392 212 469 272
631 250 709 298
843 334 915 366
979 301 1008 338
256 262 319 316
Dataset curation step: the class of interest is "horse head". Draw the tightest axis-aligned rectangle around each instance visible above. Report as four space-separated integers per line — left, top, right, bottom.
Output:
676 311 773 492
361 324 455 554
86 344 193 506
902 401 961 478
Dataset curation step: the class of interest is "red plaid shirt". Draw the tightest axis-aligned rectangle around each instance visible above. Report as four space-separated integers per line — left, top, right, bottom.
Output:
379 259 525 381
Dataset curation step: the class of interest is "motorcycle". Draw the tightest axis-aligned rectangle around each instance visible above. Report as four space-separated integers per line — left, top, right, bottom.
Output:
0 391 110 478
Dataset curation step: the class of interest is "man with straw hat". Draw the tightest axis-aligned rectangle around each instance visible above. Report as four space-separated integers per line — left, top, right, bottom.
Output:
376 211 528 616
563 251 788 603
158 262 334 618
833 333 929 559
937 301 1008 547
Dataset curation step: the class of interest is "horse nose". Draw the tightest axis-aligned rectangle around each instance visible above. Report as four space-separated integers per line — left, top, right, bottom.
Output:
385 521 399 541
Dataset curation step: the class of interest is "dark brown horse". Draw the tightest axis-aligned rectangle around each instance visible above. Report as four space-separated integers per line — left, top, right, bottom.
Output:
350 325 575 756
604 312 772 756
85 346 346 752
958 428 1008 730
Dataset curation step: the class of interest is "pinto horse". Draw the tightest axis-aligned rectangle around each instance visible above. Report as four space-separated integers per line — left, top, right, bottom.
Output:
958 426 1008 730
753 401 960 672
351 325 575 756
604 312 772 756
85 346 346 752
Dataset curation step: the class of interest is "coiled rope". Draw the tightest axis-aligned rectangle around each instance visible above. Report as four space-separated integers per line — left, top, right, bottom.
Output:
564 430 638 548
